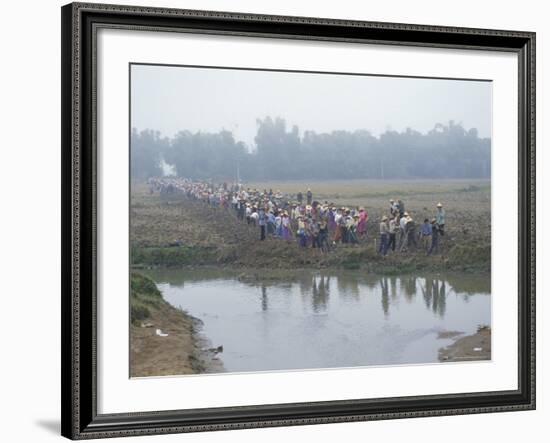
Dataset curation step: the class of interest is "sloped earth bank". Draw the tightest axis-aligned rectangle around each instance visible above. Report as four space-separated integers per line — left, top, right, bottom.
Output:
438 327 491 362
130 301 224 377
130 184 490 273
130 273 223 377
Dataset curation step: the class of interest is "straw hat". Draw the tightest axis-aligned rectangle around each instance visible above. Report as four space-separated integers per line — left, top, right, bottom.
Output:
437 202 443 207
382 216 388 221
403 212 409 216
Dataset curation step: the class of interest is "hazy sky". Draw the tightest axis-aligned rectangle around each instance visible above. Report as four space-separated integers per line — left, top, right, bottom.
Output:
131 64 491 148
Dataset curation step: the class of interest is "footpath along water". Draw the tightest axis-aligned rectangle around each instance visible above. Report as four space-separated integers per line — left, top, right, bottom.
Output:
145 269 491 373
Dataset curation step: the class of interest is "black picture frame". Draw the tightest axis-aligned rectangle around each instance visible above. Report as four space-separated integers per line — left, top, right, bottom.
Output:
61 2 536 439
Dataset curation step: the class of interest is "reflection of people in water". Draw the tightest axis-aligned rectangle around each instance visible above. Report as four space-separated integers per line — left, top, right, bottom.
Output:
416 277 449 317
436 280 447 317
390 276 397 301
337 276 360 299
312 275 329 312
318 275 330 298
380 277 390 316
261 285 268 312
403 276 417 300
256 273 450 318
421 277 433 309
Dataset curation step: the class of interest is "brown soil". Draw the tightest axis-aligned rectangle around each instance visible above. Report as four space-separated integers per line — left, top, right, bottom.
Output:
130 300 223 377
438 327 491 362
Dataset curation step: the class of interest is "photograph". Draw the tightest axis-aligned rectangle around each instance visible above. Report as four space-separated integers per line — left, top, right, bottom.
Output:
129 64 492 377
58 2 536 439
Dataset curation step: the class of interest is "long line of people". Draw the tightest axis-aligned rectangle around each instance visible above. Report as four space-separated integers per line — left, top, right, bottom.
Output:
147 178 446 256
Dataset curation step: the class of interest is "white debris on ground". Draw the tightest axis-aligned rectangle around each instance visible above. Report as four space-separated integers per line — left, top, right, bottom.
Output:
156 329 169 337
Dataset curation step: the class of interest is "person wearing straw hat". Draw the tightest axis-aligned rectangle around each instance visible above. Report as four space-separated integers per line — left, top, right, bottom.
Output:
274 211 283 237
281 211 292 241
401 213 417 251
398 212 408 250
347 214 359 244
379 215 390 256
267 209 276 235
318 216 330 252
258 206 267 241
310 216 321 248
435 202 446 235
250 207 259 226
237 197 246 220
333 208 344 244
428 218 440 255
388 215 398 252
328 206 337 232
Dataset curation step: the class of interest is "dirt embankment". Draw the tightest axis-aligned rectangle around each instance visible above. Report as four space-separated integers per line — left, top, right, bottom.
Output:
438 326 491 362
130 184 490 273
130 273 222 377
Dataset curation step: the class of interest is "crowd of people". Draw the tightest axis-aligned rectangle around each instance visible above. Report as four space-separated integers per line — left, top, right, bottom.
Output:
147 178 446 256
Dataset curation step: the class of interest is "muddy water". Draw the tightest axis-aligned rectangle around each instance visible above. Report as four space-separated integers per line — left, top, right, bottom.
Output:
145 269 490 373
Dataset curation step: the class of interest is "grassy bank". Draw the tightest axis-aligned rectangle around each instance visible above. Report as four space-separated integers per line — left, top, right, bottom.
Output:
130 272 215 377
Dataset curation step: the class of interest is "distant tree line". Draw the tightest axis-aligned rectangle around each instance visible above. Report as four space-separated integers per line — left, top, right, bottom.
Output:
131 117 491 181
